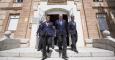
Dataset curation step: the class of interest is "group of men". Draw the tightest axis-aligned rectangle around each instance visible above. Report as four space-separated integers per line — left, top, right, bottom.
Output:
36 15 78 60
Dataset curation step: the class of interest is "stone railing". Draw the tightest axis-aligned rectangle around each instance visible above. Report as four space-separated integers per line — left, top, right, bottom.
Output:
0 31 29 51
93 30 115 55
86 30 115 55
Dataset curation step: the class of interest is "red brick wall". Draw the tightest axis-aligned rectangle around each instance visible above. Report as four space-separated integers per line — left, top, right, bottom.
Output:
82 0 100 39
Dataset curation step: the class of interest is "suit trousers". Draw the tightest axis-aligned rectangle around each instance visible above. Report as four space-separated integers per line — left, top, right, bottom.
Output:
37 36 43 50
70 34 77 50
57 35 67 57
42 36 53 57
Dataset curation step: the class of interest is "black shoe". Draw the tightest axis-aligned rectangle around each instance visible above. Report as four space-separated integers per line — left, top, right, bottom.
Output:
63 58 68 60
52 46 54 49
73 49 79 53
37 49 41 51
41 58 45 60
62 56 68 59
71 47 74 51
42 55 47 60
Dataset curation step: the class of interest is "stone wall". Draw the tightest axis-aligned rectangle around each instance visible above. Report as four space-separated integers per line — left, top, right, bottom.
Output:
14 0 32 38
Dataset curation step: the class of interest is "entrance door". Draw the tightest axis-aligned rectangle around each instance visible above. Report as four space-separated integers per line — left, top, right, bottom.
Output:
47 14 70 46
48 14 59 22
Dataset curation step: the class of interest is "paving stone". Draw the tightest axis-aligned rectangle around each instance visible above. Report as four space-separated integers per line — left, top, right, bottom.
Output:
0 47 114 58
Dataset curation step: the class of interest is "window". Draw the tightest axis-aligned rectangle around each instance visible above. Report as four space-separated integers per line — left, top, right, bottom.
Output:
8 14 20 31
97 13 108 32
14 0 23 3
93 0 103 2
0 15 4 32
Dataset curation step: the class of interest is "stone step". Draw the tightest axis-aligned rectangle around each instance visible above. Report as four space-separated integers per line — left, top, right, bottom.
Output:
0 47 114 58
1 57 115 60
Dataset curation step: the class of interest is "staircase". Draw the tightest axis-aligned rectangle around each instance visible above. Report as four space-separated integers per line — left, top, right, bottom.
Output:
0 47 115 60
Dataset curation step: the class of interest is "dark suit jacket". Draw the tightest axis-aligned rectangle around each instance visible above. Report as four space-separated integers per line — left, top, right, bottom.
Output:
37 23 44 36
68 21 77 34
55 19 67 36
36 23 44 50
42 21 55 37
36 21 55 50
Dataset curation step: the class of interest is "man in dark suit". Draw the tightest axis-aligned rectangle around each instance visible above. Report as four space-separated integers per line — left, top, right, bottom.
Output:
68 16 78 53
36 21 44 51
38 16 55 60
55 15 68 59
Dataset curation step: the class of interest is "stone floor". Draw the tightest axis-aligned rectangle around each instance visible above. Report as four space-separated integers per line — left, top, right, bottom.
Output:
0 57 115 60
0 48 114 57
0 47 114 60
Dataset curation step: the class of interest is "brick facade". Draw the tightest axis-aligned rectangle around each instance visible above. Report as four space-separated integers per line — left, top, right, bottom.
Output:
0 0 115 47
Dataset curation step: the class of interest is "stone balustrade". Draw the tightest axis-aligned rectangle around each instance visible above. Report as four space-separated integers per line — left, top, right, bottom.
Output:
0 31 29 51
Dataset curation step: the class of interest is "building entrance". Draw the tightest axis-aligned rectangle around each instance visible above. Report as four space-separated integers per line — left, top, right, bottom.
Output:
30 6 85 48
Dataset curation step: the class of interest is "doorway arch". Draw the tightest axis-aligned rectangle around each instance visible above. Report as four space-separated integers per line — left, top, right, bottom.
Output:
45 8 69 15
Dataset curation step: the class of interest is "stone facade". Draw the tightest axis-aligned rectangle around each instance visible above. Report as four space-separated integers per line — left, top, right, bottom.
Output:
0 0 115 47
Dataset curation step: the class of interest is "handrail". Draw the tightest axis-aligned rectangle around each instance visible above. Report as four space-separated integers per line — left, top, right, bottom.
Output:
93 30 115 56
93 36 115 56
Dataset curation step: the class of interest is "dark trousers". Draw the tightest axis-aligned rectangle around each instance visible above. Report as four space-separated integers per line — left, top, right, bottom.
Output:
57 35 67 57
42 36 53 57
71 34 77 50
37 36 43 50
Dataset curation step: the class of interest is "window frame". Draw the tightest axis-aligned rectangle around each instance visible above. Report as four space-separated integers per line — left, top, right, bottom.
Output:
14 0 23 3
0 15 5 32
93 0 103 2
96 13 108 32
8 14 20 31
